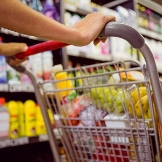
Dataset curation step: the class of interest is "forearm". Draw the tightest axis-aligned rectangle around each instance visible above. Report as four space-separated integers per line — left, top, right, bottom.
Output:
0 0 79 44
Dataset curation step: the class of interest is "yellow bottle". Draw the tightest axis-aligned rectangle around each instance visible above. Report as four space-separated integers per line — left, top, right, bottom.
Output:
36 105 46 135
8 101 19 139
48 109 54 126
24 100 36 137
51 64 74 101
17 101 25 137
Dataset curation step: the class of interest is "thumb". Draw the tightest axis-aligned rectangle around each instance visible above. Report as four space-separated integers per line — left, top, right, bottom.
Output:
12 43 28 54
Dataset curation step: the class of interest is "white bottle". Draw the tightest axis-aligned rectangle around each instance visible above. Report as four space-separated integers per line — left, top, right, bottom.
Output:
0 98 9 138
30 53 43 81
42 51 53 80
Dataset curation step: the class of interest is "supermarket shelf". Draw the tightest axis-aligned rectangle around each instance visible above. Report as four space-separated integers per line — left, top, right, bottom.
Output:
0 84 34 92
0 135 48 149
0 28 46 41
64 2 91 15
136 0 162 15
139 27 162 41
103 0 130 8
67 52 112 61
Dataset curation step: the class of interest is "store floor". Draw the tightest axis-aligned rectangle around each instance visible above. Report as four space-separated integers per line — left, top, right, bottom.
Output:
0 142 54 162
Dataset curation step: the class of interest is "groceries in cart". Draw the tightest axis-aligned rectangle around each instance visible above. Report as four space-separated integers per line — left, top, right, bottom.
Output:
45 62 160 162
50 63 158 128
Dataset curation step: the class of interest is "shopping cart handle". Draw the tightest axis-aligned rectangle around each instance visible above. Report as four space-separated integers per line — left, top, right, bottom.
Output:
98 22 145 48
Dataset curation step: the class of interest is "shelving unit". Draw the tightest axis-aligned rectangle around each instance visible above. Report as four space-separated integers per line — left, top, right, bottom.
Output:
0 135 48 149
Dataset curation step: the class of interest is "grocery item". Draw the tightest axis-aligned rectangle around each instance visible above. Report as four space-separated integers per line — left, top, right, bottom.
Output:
24 100 36 137
36 105 46 135
51 64 75 102
42 51 53 80
30 53 43 81
42 0 60 21
17 101 25 137
20 60 32 84
0 98 9 138
7 65 21 85
8 101 19 138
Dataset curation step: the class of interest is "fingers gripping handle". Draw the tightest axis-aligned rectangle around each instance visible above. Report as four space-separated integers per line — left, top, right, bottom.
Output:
5 56 26 73
14 22 145 60
99 22 145 49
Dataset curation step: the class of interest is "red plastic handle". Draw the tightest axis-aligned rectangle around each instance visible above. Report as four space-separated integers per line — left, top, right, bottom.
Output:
15 40 68 59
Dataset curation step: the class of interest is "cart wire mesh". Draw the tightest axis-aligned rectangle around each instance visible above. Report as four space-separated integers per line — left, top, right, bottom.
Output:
40 60 160 162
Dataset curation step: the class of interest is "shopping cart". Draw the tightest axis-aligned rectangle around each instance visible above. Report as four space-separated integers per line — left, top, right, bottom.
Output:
7 22 162 162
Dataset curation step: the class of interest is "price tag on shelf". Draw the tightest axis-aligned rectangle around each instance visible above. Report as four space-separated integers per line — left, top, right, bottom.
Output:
10 137 29 146
0 84 8 92
9 85 23 92
39 134 48 142
0 139 10 149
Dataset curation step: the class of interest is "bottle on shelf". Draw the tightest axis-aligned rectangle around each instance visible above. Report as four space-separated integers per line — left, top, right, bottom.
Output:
24 100 36 137
8 101 20 138
0 98 9 138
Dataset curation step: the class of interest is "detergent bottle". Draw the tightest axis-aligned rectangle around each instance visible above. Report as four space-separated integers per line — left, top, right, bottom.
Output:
0 98 9 138
24 100 36 137
8 101 19 138
17 101 25 137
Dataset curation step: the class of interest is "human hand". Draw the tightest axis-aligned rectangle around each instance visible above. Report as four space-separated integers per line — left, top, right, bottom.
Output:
0 43 28 66
72 12 116 46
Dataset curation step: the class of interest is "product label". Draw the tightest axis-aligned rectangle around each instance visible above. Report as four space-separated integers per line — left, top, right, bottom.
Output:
0 112 9 137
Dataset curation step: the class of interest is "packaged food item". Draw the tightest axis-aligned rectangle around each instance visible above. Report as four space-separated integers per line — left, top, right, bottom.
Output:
17 101 25 137
0 98 9 138
64 12 72 27
8 100 19 138
51 64 75 102
0 37 7 84
24 100 36 137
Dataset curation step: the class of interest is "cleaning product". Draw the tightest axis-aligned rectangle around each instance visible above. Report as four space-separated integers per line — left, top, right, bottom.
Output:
17 101 25 137
51 64 75 102
20 60 32 84
30 53 43 82
42 0 60 21
42 51 53 80
24 100 36 137
0 38 7 83
8 100 19 138
7 65 21 85
0 98 9 138
36 105 46 135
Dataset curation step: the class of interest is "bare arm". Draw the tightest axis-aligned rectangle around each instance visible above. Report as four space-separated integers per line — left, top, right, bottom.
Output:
0 0 78 44
0 0 115 46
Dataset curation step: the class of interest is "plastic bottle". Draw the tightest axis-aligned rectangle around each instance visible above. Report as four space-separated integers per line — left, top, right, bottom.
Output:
42 0 60 21
36 105 46 135
42 51 53 81
0 38 7 83
0 98 9 138
8 101 19 138
17 101 25 137
30 53 43 82
51 64 75 102
24 100 36 137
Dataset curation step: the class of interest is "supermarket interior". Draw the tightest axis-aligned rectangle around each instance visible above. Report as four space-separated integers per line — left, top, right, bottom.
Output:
1 0 162 162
